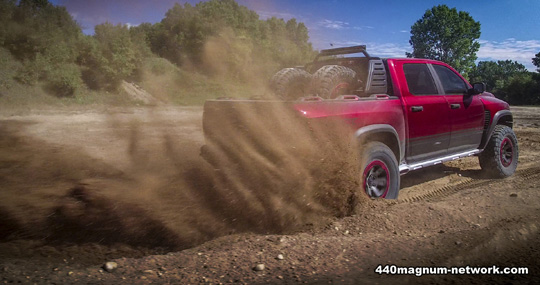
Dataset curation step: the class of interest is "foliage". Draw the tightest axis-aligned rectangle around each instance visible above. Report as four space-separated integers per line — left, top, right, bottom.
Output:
533 52 540 72
0 0 17 46
78 23 144 90
139 0 314 76
45 63 83 97
0 0 314 103
407 5 480 77
0 0 83 96
497 72 540 105
0 46 21 89
469 60 527 92
469 58 540 105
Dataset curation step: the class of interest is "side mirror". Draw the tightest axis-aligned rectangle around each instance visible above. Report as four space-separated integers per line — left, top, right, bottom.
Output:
468 82 486 95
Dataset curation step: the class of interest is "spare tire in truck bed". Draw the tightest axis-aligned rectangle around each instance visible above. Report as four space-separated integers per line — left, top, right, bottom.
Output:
270 68 312 100
311 65 357 99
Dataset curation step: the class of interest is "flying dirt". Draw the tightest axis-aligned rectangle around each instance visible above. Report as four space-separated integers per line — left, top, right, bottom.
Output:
0 106 539 283
0 105 366 251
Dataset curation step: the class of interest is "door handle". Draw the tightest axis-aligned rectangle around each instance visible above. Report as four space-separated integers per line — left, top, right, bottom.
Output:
411 106 423 112
450 104 461 109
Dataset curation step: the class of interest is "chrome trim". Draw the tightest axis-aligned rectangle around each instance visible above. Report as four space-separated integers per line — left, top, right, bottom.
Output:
399 149 481 175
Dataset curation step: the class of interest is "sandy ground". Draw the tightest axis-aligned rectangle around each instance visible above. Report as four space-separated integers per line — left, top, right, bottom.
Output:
0 105 539 284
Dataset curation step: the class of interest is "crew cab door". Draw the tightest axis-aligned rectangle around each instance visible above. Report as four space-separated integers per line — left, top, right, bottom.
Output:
400 63 451 163
431 64 485 154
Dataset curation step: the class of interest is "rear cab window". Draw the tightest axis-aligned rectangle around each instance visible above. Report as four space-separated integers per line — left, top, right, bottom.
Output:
402 64 438 95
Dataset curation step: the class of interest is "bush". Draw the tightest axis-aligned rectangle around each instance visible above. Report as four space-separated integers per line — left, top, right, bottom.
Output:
78 24 144 91
500 73 540 105
147 56 177 76
0 47 21 89
45 63 82 97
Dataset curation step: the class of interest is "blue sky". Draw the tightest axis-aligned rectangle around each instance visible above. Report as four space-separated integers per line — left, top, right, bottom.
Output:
51 0 540 71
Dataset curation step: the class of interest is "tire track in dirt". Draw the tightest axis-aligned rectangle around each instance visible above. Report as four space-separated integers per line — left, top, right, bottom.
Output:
399 165 540 203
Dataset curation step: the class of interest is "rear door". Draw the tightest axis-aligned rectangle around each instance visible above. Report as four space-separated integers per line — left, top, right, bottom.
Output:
399 62 451 163
431 64 485 154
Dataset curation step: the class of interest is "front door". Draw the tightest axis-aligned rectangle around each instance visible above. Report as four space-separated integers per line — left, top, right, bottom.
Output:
432 64 485 154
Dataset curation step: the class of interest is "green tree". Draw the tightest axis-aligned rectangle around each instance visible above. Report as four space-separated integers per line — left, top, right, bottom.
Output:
6 0 80 62
407 5 481 77
498 72 540 105
153 3 209 65
533 51 540 72
196 0 259 35
0 0 17 46
149 0 314 78
129 22 154 55
79 23 143 90
469 60 527 92
0 0 83 96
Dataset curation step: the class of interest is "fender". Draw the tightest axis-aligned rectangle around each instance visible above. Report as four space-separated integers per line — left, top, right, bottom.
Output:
479 110 513 150
354 124 404 162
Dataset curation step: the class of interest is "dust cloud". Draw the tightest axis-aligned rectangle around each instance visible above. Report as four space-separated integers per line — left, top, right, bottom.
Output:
0 102 367 252
200 28 284 98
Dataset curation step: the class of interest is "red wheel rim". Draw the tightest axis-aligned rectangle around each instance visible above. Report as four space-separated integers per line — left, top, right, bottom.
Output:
362 160 390 198
330 82 349 98
500 137 514 167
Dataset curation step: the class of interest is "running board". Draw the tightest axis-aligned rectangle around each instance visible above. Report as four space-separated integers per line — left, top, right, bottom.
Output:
399 149 481 175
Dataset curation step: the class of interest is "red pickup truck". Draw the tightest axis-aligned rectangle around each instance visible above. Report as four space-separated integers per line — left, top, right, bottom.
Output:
202 46 518 199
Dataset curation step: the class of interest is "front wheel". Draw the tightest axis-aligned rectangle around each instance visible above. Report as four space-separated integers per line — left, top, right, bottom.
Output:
479 125 519 178
360 142 400 199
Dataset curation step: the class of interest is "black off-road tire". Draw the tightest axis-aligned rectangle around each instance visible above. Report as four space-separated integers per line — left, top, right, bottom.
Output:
270 68 312 100
360 142 400 199
479 125 519 178
311 65 357 99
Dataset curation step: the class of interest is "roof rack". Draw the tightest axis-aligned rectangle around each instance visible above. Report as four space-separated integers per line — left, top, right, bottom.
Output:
315 45 371 61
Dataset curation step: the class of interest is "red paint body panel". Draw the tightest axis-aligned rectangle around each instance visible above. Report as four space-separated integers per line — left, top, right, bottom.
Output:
480 93 511 124
292 99 406 143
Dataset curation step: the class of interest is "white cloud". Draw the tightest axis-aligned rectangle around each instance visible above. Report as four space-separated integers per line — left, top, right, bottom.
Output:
352 25 374 30
255 10 300 21
367 42 411 58
311 40 410 58
319 19 350 30
317 20 375 31
477 38 540 71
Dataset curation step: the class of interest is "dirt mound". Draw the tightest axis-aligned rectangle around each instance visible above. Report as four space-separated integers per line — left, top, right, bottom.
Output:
122 81 160 105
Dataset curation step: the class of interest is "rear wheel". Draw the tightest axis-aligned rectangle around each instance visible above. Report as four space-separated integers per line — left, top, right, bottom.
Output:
360 142 400 199
479 125 519 178
311 65 357 99
270 68 312 100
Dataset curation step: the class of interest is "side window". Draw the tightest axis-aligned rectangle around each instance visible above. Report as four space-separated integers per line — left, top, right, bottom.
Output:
403 64 438 95
433 64 468 95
